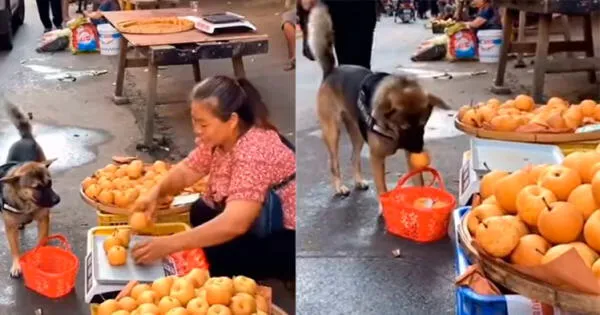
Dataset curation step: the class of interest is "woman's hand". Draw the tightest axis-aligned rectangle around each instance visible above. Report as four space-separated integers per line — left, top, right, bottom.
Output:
130 187 160 222
131 236 176 265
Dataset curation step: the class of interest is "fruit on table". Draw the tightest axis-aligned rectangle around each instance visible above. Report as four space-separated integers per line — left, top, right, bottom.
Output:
570 242 599 268
136 303 160 314
207 304 233 315
112 310 130 315
538 165 581 201
152 275 176 298
184 268 210 289
170 278 196 306
481 196 499 206
187 297 210 314
480 170 509 200
113 228 131 248
541 244 575 264
131 283 152 300
502 215 529 237
493 170 529 214
509 234 551 267
516 185 557 227
567 184 598 220
409 152 430 170
103 235 123 253
255 295 268 313
475 216 521 258
537 201 584 244
593 259 600 278
107 245 128 266
158 295 181 314
591 171 600 204
130 211 151 232
514 94 535 112
118 296 138 312
466 204 504 236
230 292 257 315
165 307 188 315
233 276 258 295
97 299 120 315
137 290 160 305
584 210 600 252
205 277 235 306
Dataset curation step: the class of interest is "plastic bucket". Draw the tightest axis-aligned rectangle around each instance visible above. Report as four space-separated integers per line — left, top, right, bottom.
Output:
477 29 503 63
97 23 121 56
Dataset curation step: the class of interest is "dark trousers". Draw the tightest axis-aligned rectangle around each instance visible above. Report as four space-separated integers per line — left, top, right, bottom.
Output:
189 199 295 282
324 1 377 70
36 0 62 29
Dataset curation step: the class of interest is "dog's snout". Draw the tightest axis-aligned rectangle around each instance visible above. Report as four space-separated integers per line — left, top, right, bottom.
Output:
51 193 60 206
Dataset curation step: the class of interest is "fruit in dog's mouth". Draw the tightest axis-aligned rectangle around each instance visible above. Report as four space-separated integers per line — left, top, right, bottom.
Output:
409 152 430 170
107 245 127 266
129 211 150 232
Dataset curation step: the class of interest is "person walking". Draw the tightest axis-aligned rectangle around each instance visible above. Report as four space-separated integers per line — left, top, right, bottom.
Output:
37 0 63 33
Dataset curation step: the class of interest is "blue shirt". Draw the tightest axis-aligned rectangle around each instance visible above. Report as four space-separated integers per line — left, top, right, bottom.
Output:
477 6 502 30
91 0 120 25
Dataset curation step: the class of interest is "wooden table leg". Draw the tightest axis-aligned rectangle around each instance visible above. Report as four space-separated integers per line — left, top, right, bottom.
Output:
144 60 159 147
232 56 246 78
515 11 527 68
492 7 515 95
113 36 130 105
533 14 552 103
560 15 573 59
584 14 597 84
192 62 201 83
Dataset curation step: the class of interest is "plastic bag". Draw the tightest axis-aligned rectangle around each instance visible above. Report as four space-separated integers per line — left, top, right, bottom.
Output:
411 43 447 62
446 29 477 61
36 29 71 53
69 17 99 54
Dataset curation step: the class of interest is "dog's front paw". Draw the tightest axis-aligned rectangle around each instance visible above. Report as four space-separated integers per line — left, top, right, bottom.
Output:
10 260 22 278
355 180 369 190
335 185 351 197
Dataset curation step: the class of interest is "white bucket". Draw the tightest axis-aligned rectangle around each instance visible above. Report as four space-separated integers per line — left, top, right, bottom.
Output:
477 29 503 63
97 23 121 56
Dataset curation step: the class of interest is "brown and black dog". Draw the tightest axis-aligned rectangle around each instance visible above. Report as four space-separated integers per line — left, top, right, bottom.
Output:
0 101 60 278
308 4 449 204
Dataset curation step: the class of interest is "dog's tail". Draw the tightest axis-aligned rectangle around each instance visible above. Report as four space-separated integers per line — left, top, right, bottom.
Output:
308 4 336 80
5 100 32 139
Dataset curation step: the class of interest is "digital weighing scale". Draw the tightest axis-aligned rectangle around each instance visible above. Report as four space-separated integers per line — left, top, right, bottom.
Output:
458 138 566 207
183 12 257 34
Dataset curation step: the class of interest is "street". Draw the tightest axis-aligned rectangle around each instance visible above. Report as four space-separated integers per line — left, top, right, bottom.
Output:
295 14 600 314
0 0 295 314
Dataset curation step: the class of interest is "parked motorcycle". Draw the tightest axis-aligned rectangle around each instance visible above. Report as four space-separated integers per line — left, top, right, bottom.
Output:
394 0 416 23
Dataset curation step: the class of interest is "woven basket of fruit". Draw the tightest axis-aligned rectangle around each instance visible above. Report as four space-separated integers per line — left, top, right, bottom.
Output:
457 158 600 313
80 157 209 215
455 96 600 143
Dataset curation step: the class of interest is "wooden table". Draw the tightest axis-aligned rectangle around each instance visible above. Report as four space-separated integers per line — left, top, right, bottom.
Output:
102 9 269 148
491 0 600 103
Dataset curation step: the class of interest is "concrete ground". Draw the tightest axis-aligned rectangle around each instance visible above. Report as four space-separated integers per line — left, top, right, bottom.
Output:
295 15 600 315
0 0 294 314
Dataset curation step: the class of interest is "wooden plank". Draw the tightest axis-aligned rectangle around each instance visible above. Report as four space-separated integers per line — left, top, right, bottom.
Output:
545 57 600 73
149 39 269 66
103 8 269 47
510 41 590 54
494 0 600 14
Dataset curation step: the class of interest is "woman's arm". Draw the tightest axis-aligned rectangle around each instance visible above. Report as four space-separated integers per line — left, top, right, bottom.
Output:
468 16 487 29
171 200 262 249
153 161 205 198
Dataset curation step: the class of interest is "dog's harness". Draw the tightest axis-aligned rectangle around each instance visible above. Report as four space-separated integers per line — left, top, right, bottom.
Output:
0 162 23 214
356 72 398 143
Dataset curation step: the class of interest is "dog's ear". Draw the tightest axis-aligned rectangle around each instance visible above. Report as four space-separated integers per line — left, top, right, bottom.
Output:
0 175 20 184
428 93 450 110
41 158 57 168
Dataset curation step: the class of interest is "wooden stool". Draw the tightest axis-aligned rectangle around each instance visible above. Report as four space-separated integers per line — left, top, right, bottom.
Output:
492 6 600 103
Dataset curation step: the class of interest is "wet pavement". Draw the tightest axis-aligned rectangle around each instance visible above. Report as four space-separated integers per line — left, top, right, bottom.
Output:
295 15 600 314
0 0 295 314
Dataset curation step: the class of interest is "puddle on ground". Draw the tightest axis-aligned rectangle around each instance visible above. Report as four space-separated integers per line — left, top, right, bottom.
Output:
0 120 113 174
395 67 487 79
21 64 108 82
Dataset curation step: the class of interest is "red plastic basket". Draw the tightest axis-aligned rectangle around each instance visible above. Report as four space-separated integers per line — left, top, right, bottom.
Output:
19 234 79 298
380 167 456 243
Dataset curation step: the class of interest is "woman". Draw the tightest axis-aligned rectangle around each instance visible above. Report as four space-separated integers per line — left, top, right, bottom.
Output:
130 76 296 283
467 0 501 32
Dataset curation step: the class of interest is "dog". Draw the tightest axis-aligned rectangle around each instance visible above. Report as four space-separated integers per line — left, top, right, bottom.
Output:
0 101 60 278
307 4 449 202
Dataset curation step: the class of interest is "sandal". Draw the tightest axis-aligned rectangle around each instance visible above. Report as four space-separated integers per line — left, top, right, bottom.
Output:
284 58 295 71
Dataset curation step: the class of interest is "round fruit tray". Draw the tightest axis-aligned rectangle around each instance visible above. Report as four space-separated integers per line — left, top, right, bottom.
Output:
454 117 600 144
457 209 600 313
79 187 191 216
90 302 288 315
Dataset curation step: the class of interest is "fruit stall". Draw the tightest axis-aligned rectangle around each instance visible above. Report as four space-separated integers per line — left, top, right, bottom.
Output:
19 155 287 314
452 95 600 314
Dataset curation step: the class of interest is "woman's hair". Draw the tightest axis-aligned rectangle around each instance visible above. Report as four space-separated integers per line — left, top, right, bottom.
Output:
190 76 277 131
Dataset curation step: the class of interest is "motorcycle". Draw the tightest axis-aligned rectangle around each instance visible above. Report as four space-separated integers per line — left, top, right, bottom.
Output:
394 0 416 23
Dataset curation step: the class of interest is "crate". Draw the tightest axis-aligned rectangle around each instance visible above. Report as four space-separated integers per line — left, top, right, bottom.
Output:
557 141 598 156
96 210 190 227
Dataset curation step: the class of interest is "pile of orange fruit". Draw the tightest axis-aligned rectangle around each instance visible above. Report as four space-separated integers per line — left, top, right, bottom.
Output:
457 95 600 133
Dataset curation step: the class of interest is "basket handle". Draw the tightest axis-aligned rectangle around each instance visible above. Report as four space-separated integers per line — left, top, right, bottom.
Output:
396 167 447 191
33 234 72 254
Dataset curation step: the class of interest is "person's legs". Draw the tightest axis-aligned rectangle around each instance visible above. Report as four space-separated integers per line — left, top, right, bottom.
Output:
36 0 53 31
49 0 63 28
281 9 296 71
328 2 376 69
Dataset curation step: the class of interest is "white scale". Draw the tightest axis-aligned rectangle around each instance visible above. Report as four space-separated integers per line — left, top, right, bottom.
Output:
182 12 257 34
458 137 566 206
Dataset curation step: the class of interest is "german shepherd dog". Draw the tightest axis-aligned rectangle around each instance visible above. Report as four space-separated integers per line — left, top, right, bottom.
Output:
0 102 60 278
308 4 449 203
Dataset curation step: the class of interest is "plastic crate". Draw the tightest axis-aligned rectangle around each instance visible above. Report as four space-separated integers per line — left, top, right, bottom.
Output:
96 210 190 226
557 142 598 156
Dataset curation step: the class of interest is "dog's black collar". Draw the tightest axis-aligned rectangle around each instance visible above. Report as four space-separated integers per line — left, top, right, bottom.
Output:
357 72 398 142
0 162 23 214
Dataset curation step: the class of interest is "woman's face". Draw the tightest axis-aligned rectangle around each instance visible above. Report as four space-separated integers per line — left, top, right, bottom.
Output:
190 98 238 148
472 0 486 8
